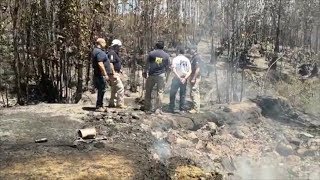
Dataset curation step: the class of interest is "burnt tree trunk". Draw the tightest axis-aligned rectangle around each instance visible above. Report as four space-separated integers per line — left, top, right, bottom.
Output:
269 0 282 70
11 1 23 105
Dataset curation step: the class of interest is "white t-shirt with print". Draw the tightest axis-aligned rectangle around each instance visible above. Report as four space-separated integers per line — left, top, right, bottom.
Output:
171 54 191 77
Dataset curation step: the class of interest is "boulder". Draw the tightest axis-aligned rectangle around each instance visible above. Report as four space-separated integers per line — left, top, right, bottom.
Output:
275 142 294 157
105 119 115 125
297 148 318 157
287 137 302 146
233 129 246 139
131 112 141 120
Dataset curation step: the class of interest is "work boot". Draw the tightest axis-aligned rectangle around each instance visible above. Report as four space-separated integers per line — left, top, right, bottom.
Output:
188 109 199 114
117 104 127 109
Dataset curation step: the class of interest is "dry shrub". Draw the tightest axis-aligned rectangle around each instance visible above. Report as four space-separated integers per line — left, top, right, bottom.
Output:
274 77 320 115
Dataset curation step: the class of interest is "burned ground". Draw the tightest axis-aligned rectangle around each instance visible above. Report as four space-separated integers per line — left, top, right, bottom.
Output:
0 95 319 179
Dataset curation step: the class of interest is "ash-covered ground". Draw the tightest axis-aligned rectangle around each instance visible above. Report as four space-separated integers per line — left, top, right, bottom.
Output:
0 94 319 179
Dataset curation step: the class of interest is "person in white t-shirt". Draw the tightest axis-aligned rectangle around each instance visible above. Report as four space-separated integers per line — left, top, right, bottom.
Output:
169 48 192 113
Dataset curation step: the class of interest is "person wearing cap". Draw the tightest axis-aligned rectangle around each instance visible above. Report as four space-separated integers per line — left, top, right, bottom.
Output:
143 41 170 113
188 46 201 114
107 39 126 108
169 47 192 113
92 38 111 112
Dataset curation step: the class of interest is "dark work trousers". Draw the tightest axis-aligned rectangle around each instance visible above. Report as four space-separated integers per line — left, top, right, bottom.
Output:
169 77 187 111
94 76 107 108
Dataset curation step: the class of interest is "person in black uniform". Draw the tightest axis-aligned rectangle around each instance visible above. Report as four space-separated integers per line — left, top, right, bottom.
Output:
143 41 170 113
108 39 126 108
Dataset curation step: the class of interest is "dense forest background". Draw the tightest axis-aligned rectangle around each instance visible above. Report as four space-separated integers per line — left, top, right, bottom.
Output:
0 0 319 106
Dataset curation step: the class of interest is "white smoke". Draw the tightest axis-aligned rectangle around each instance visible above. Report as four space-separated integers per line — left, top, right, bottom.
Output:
152 140 171 163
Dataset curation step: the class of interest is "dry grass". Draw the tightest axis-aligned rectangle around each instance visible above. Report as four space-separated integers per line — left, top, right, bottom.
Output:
173 165 206 180
274 77 320 115
1 154 135 180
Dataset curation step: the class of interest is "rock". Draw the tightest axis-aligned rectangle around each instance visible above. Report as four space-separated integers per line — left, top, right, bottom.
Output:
131 113 141 120
0 101 5 107
95 114 103 120
118 112 126 117
286 155 301 166
297 148 318 157
196 131 212 141
287 137 302 146
221 157 236 172
124 91 131 97
140 124 150 132
94 141 105 149
196 140 205 150
207 122 218 133
223 107 231 112
114 115 122 121
166 132 177 144
73 141 92 151
308 139 320 147
297 148 307 156
187 132 198 140
198 122 218 136
233 129 245 139
299 132 314 138
276 143 294 157
105 119 115 125
206 142 215 152
153 153 160 161
151 131 167 140
176 138 192 148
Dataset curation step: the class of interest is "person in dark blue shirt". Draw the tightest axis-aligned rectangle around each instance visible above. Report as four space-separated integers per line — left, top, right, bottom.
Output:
107 39 126 108
92 38 111 112
143 41 170 113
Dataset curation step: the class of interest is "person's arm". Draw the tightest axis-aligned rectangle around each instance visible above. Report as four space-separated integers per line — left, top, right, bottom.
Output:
191 60 200 84
172 59 186 84
165 57 171 82
171 58 180 79
108 52 116 75
193 66 200 80
97 52 110 80
172 66 180 79
98 62 108 76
